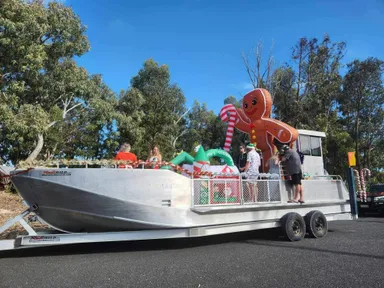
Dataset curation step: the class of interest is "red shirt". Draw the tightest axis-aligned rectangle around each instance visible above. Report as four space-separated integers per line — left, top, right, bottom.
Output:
114 152 137 162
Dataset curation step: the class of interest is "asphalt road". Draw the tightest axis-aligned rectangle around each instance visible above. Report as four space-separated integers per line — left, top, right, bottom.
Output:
0 217 383 288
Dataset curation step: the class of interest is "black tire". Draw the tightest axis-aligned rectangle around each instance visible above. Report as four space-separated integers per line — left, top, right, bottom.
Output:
305 210 328 238
281 212 306 241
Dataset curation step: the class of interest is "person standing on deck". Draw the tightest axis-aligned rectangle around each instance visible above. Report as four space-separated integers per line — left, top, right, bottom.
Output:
281 145 304 203
237 144 248 174
242 143 261 202
265 153 281 201
266 153 280 175
243 143 261 179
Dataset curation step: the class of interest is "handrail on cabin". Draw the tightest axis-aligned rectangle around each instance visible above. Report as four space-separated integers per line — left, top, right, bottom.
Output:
312 175 343 181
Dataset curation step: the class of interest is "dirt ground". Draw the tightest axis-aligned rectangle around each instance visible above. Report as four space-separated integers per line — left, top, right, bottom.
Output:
0 188 48 239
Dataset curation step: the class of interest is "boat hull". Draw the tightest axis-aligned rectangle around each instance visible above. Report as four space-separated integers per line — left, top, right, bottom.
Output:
11 169 351 233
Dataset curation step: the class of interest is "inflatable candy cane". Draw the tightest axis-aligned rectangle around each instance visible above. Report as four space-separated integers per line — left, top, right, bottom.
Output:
360 168 371 202
362 168 371 178
220 104 238 152
360 169 366 202
354 169 362 200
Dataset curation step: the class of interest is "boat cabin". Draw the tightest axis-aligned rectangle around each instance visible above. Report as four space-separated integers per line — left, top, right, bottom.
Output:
294 129 326 177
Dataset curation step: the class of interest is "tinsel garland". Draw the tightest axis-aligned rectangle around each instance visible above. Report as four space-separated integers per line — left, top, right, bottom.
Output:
15 159 218 177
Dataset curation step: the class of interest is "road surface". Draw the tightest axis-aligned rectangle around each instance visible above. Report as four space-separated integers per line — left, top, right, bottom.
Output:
0 218 383 288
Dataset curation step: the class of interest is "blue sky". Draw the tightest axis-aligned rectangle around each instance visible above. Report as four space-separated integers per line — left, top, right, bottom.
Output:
51 0 384 113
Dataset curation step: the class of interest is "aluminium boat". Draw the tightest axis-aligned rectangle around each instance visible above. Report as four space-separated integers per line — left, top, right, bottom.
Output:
10 166 351 233
6 129 352 234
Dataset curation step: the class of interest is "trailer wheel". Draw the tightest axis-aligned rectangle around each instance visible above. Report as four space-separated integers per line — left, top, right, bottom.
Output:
281 212 306 241
305 210 328 238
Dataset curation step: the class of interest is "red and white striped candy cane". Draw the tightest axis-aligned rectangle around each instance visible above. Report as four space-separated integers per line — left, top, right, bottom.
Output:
220 104 238 152
360 169 366 202
360 168 371 202
354 169 362 200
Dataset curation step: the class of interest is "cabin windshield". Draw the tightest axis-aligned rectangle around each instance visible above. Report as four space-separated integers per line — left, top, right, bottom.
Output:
299 135 322 157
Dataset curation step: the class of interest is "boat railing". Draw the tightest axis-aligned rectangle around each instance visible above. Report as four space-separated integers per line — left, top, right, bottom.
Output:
191 177 282 207
311 175 343 181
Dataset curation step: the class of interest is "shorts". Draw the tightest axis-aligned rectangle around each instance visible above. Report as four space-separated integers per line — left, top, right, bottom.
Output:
242 173 259 181
290 173 302 185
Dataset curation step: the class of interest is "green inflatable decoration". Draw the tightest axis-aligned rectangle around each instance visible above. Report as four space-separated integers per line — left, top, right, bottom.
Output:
170 151 194 165
205 149 234 166
168 146 235 167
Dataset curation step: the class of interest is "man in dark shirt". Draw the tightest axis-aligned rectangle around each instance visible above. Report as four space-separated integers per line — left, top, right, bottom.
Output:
281 145 304 203
237 144 247 173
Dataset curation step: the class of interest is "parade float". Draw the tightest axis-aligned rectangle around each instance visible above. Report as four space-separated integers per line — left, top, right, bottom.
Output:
0 88 354 251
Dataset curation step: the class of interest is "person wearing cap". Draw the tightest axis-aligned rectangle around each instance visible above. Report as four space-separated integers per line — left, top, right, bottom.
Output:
243 143 261 178
281 145 304 203
242 143 261 201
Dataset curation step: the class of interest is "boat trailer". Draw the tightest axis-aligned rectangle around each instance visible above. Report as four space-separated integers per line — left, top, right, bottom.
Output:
0 205 352 252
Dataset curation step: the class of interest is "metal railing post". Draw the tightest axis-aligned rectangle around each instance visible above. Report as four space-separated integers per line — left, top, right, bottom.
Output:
239 175 243 205
346 167 358 219
191 175 194 207
208 178 211 205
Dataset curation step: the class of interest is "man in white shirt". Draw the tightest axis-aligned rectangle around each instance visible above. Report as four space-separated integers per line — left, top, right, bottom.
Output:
242 143 261 202
244 143 261 179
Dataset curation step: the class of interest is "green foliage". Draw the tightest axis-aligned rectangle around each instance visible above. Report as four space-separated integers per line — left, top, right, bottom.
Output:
271 66 297 124
370 170 384 184
224 95 241 108
0 0 118 163
272 35 345 129
118 59 187 160
48 75 120 160
0 1 382 177
321 113 354 178
270 35 369 177
180 100 226 154
339 58 384 170
270 36 383 176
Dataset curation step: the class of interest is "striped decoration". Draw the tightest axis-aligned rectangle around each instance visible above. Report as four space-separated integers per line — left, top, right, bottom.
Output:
360 168 371 202
220 104 238 152
353 169 363 201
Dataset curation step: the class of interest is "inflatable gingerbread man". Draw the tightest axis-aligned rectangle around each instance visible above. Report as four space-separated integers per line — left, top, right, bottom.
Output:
220 88 298 172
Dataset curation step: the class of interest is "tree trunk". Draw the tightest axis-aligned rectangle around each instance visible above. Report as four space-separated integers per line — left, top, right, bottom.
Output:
355 95 362 170
295 50 303 128
26 133 44 162
355 117 360 170
44 142 58 160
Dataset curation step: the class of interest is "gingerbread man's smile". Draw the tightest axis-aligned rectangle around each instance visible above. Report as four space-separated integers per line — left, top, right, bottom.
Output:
246 107 257 116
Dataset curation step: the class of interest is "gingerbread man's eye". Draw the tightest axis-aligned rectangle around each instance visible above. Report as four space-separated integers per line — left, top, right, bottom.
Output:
252 99 257 105
244 103 248 109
